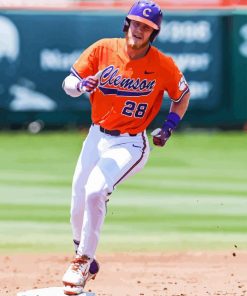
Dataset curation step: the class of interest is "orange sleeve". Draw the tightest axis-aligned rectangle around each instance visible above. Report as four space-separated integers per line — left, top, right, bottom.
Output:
165 57 189 102
71 40 101 79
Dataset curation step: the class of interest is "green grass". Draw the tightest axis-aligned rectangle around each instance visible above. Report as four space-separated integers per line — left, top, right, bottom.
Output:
0 130 246 253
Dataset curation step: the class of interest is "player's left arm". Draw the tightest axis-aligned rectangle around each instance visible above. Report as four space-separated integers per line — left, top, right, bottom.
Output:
152 56 191 147
170 90 190 119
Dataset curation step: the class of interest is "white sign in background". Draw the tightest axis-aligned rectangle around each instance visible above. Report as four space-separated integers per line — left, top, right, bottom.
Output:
158 20 213 101
239 24 247 58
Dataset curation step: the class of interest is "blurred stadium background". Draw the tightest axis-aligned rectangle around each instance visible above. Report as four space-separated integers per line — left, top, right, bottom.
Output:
0 0 247 253
0 0 247 131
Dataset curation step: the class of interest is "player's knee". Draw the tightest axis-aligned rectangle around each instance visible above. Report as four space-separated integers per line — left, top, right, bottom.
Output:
86 187 108 208
70 205 81 220
70 194 85 219
87 190 102 204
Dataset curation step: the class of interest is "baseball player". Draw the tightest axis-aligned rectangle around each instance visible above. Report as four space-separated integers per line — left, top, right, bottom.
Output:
62 0 190 294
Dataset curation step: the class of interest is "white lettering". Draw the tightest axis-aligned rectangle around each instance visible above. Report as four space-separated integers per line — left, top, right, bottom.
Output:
158 21 212 43
40 49 81 71
239 24 247 57
189 81 212 100
166 53 211 72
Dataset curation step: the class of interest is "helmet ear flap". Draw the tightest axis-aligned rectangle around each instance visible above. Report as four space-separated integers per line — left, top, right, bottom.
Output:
123 18 130 33
150 29 159 43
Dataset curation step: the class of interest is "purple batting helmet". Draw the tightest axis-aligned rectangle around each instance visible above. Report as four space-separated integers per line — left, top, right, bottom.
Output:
123 0 163 42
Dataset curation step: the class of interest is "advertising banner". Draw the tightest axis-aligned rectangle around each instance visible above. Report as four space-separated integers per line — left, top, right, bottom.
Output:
0 11 239 127
231 12 247 122
156 13 224 110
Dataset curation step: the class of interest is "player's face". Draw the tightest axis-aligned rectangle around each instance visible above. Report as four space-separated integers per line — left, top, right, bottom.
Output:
126 20 154 50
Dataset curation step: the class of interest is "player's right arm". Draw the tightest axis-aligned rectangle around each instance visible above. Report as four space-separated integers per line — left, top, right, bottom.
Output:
62 40 101 97
62 74 99 97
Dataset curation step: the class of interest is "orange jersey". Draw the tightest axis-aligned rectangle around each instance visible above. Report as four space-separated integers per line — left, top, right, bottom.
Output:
72 38 189 134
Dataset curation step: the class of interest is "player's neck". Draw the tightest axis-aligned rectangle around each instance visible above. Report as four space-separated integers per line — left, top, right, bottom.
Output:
125 43 151 60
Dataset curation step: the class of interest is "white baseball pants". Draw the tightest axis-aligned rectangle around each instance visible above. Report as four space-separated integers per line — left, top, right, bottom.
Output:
70 124 150 258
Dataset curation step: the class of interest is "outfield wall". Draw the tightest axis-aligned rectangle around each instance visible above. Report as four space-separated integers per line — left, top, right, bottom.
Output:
0 10 246 129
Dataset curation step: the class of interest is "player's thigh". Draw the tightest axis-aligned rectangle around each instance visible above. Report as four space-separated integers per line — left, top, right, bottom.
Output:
73 127 100 188
97 140 150 192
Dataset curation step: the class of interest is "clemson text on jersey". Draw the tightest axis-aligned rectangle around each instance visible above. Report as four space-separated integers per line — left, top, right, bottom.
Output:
98 65 156 97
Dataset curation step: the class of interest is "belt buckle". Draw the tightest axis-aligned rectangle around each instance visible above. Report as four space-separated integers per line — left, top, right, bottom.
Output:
111 130 120 136
100 126 120 136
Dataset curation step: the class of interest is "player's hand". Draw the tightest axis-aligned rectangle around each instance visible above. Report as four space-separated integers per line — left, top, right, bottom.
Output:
77 75 99 93
151 112 181 147
151 127 172 147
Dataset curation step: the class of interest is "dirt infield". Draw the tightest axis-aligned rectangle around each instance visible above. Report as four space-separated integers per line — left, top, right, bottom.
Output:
1 251 246 296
